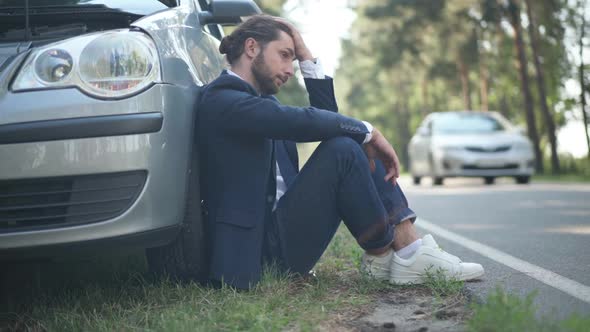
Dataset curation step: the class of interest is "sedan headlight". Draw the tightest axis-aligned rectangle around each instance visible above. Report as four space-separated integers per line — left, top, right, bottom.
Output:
12 30 160 99
513 142 532 151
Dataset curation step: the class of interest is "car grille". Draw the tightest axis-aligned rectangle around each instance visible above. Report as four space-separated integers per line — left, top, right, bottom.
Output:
465 145 511 153
462 163 519 170
0 171 146 233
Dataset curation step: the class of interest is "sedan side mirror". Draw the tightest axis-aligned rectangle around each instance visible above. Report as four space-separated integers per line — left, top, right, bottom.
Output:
199 0 262 25
417 127 431 136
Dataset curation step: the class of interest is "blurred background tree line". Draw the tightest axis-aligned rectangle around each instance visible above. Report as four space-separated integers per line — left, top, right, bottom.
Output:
254 0 590 175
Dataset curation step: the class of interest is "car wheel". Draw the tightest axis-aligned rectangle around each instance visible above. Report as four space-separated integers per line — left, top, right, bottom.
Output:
413 176 421 185
484 176 495 185
428 155 443 186
515 175 531 184
433 176 444 186
146 143 209 282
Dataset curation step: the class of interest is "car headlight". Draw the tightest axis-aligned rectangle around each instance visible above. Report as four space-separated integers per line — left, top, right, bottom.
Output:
12 30 160 99
35 49 74 83
513 142 532 151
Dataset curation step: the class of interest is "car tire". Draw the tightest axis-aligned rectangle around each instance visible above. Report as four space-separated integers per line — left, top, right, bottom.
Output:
413 176 421 185
146 140 209 282
428 155 443 186
433 176 444 186
145 191 208 282
484 176 495 185
515 175 531 184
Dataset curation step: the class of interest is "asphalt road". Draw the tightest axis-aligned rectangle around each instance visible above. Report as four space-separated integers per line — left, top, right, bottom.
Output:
399 176 590 319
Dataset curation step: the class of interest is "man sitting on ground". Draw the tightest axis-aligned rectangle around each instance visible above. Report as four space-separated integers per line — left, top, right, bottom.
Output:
197 15 484 289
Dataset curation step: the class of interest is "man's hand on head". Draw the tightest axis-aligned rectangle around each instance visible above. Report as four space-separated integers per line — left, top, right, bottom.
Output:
363 128 400 185
274 17 314 62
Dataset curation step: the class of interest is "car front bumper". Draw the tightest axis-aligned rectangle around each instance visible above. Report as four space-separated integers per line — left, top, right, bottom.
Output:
0 83 199 254
432 148 535 178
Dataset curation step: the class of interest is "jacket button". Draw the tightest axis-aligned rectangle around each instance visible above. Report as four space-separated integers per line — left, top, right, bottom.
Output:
267 195 274 203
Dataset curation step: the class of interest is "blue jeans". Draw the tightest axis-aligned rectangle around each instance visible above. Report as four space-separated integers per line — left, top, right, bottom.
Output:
264 137 416 275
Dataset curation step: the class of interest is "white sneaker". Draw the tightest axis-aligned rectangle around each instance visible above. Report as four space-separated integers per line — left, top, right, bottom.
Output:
390 234 484 284
360 250 393 281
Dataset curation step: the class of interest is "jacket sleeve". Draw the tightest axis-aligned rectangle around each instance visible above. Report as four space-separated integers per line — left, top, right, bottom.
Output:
206 88 367 143
304 76 338 113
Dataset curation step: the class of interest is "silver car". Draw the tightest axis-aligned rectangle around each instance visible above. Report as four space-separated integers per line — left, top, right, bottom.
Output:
408 111 535 186
0 0 259 280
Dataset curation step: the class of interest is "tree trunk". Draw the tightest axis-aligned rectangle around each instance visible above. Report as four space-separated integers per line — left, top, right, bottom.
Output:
499 95 510 118
581 64 589 161
479 53 489 112
477 28 489 112
421 77 430 116
456 58 473 110
580 0 590 161
507 0 544 172
524 0 560 173
394 100 412 172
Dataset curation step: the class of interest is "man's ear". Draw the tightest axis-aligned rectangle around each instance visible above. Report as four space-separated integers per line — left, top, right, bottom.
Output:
244 37 261 59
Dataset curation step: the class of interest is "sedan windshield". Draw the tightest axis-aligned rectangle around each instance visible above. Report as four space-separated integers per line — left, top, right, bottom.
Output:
432 113 505 135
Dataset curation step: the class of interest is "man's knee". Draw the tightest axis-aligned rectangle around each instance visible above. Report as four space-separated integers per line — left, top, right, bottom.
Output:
312 137 369 171
319 137 365 157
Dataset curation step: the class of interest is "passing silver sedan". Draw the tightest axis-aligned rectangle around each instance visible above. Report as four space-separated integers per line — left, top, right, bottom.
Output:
408 111 535 186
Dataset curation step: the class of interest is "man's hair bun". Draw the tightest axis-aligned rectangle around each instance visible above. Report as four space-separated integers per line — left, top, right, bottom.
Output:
219 15 293 65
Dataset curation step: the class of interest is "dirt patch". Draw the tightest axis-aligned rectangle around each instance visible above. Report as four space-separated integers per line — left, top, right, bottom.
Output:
323 288 471 332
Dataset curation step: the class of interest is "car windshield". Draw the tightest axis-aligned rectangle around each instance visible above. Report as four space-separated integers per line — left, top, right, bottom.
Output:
432 113 505 135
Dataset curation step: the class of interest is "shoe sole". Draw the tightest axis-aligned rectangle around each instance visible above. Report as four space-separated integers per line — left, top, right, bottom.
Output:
390 269 485 285
457 268 484 282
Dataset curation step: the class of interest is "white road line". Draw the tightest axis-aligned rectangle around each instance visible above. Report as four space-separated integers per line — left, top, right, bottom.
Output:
416 218 590 304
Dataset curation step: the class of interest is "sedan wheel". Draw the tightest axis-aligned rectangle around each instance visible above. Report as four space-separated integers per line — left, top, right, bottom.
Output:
413 176 421 185
433 176 444 186
428 157 443 186
515 175 531 184
484 176 495 185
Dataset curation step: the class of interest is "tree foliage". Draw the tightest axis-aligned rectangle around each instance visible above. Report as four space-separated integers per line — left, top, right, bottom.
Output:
336 0 577 172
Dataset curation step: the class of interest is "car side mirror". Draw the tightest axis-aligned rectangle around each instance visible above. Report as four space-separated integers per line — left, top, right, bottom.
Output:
418 127 431 136
199 0 262 26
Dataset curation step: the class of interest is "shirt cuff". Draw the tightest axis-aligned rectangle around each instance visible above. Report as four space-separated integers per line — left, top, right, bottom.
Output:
362 121 373 144
300 58 325 79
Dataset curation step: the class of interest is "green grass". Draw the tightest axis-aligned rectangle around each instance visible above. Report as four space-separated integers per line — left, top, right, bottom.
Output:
0 226 424 332
421 267 464 299
533 173 590 183
9 225 590 331
467 287 590 332
539 155 590 182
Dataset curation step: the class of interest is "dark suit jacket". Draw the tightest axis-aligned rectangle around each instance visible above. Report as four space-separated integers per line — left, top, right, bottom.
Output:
197 71 369 288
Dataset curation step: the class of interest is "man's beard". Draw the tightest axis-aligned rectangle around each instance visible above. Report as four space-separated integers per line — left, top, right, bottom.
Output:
252 52 282 95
